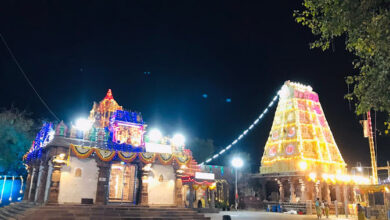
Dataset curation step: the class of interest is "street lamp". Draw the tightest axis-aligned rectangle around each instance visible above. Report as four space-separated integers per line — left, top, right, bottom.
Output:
232 157 243 210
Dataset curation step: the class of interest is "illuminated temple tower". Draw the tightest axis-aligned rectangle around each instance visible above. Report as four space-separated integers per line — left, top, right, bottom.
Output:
260 81 346 175
258 81 351 205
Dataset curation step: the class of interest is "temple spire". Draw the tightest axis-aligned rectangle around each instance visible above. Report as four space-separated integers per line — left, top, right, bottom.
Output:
105 89 114 100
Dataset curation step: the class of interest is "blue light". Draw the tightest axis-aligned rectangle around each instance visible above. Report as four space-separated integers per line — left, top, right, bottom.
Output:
202 94 208 98
226 98 231 103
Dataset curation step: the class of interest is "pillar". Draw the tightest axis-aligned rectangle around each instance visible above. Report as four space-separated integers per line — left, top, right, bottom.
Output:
140 168 149 206
47 163 62 203
210 189 215 208
95 163 110 205
289 178 296 203
324 183 331 203
277 179 284 202
343 185 349 217
23 166 33 201
315 181 321 200
335 184 341 203
299 178 306 202
202 189 207 208
36 162 49 203
189 186 194 208
260 182 267 201
175 177 184 207
28 166 39 202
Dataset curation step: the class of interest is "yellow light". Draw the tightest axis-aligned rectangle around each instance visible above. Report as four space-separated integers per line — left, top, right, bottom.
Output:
299 161 308 171
385 187 389 193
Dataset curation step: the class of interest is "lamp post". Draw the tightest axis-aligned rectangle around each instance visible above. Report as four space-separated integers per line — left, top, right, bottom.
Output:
232 157 243 210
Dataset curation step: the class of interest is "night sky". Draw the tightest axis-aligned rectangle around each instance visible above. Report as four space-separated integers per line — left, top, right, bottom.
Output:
1 1 389 171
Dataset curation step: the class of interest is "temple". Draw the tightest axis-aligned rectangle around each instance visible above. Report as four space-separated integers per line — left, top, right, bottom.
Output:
22 90 221 207
255 81 370 212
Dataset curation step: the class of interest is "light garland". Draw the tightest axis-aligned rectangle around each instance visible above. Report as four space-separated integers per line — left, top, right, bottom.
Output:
201 89 280 165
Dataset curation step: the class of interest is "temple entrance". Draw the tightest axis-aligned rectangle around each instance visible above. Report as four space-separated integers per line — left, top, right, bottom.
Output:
108 163 137 203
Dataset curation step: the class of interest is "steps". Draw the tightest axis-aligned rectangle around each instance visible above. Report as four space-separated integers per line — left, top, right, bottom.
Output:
0 201 38 220
18 204 211 220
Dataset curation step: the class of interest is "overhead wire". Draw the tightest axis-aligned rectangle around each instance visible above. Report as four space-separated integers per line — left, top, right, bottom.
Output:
0 33 60 121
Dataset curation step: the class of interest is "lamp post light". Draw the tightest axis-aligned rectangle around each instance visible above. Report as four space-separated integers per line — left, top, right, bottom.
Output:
232 157 243 210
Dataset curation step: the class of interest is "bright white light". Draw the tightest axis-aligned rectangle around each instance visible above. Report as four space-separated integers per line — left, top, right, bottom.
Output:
243 130 248 135
172 134 185 146
268 101 274 107
74 118 92 131
149 129 162 142
226 145 232 150
357 167 363 172
212 154 219 159
205 158 212 163
263 109 268 114
299 161 308 171
232 157 243 168
219 149 226 154
232 140 238 145
249 125 254 130
254 119 260 124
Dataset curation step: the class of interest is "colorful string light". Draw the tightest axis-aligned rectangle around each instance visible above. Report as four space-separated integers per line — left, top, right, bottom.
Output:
201 89 281 165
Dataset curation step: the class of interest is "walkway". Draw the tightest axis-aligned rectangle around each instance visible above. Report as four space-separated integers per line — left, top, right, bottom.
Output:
205 211 357 220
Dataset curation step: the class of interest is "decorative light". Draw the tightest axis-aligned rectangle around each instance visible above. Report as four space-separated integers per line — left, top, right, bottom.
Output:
201 86 281 164
232 157 243 168
74 118 92 131
298 161 308 171
149 129 162 142
357 167 363 172
172 134 185 146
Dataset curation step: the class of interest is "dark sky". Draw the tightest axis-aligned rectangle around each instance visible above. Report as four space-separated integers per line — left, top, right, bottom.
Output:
1 1 389 171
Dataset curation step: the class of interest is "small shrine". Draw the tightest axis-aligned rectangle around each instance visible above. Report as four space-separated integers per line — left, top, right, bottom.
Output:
23 90 217 207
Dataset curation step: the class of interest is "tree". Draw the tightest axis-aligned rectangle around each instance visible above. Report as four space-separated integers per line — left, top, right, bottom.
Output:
294 0 390 122
187 138 215 163
0 107 35 175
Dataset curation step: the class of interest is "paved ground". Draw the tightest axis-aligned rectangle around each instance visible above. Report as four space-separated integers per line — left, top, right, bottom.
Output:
205 211 357 220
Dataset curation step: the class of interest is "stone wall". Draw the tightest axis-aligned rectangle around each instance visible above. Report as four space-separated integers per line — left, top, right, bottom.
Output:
58 156 99 204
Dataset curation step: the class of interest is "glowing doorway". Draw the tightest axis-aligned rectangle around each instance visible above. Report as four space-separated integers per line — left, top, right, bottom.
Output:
108 163 137 203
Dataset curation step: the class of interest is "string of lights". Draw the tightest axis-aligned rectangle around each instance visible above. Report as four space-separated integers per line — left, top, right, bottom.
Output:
200 89 280 165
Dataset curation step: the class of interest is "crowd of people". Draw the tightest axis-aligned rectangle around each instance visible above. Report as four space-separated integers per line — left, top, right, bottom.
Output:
315 198 366 220
315 198 330 219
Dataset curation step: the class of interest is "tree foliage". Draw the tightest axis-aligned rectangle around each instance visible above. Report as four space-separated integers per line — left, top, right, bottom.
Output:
187 138 215 163
294 0 390 119
0 107 35 175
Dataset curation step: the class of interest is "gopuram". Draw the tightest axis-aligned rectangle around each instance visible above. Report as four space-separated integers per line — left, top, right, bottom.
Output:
256 81 370 212
22 90 217 207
